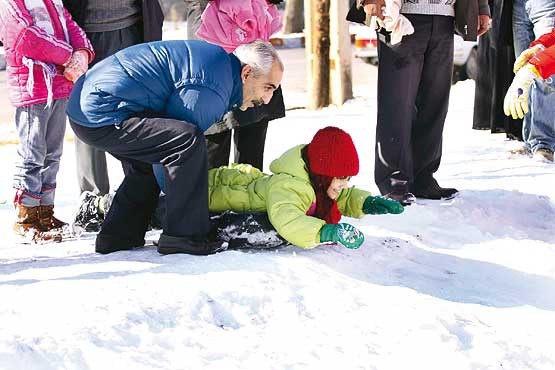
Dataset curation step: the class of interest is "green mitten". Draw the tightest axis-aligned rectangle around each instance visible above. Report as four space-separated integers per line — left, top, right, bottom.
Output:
362 196 404 215
320 223 365 249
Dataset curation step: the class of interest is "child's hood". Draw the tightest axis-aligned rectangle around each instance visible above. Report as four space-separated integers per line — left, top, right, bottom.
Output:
269 144 310 181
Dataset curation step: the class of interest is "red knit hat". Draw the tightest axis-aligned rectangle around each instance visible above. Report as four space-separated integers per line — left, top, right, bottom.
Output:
306 126 359 177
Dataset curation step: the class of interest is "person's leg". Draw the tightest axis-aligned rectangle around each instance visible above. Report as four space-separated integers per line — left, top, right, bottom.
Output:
13 103 48 238
513 0 537 148
206 131 232 169
526 0 555 158
411 15 455 195
184 0 210 39
13 103 49 207
233 121 269 170
231 86 285 170
39 99 68 230
70 117 221 254
75 24 145 196
374 15 430 197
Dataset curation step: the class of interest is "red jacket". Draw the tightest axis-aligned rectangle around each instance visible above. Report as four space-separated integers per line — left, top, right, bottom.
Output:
530 29 555 79
0 0 94 107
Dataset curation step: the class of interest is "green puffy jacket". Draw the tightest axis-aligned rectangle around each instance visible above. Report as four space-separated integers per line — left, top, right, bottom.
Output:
208 145 371 248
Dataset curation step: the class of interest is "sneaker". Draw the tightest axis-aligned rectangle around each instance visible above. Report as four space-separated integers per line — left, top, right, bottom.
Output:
157 233 227 255
72 191 104 232
509 146 531 156
532 148 554 162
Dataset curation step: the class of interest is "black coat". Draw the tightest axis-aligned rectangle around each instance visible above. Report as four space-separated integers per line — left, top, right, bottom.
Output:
473 0 522 139
62 0 163 42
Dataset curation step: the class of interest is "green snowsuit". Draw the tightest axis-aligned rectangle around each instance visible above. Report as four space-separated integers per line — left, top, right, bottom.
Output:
208 145 371 248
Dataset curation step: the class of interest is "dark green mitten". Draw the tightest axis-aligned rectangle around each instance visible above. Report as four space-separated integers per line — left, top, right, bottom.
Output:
362 196 404 215
320 223 365 249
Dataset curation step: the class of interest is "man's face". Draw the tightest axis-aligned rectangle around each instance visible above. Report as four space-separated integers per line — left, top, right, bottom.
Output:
240 62 283 111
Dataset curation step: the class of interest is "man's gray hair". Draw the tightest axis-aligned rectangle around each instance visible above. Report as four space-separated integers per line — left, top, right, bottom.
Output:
233 40 284 77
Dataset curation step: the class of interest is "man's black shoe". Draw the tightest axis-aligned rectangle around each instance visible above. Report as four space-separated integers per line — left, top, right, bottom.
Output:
157 234 227 256
95 234 145 254
412 178 458 200
383 190 416 206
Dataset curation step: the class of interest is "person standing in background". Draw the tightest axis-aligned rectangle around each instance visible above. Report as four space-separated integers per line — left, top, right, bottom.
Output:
507 0 555 162
473 0 523 140
184 0 286 171
62 0 164 231
0 0 94 242
359 0 491 205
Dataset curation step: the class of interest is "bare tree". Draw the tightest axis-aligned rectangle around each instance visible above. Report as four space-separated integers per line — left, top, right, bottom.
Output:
305 0 330 109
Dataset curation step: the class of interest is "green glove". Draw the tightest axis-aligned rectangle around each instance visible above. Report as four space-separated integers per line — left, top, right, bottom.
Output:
363 196 404 215
320 223 365 249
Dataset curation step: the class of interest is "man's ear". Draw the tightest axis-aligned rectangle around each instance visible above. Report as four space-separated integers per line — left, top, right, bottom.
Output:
241 65 252 83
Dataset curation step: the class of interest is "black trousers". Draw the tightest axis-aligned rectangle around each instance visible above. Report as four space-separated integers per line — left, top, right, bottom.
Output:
375 15 454 194
205 86 285 170
70 117 210 241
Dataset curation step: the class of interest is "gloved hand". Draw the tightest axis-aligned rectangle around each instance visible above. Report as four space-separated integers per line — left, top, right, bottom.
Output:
63 50 89 82
363 195 404 215
503 63 541 119
320 223 365 249
514 44 545 73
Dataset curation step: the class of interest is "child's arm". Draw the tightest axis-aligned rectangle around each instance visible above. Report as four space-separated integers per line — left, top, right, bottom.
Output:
266 176 326 248
5 0 73 66
531 29 555 49
336 187 371 218
337 186 404 216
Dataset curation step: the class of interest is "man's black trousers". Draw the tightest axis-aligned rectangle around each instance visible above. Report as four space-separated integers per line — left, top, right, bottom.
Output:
70 117 210 242
375 15 454 194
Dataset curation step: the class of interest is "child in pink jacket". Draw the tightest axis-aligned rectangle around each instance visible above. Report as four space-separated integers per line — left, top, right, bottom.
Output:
0 0 94 242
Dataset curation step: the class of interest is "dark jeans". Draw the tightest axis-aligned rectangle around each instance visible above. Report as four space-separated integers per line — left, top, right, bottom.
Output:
70 117 210 242
375 15 454 194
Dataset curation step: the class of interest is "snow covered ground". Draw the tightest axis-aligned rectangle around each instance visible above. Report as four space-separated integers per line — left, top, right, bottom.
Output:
1 72 555 369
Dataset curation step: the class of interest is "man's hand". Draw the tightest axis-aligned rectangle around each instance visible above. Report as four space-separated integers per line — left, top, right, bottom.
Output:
362 0 385 20
503 63 541 119
514 44 545 73
477 15 492 37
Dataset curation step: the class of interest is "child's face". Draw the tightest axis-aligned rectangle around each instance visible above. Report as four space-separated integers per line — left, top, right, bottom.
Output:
327 176 351 200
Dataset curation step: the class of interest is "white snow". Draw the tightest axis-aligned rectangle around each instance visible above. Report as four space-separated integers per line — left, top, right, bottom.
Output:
1 60 555 369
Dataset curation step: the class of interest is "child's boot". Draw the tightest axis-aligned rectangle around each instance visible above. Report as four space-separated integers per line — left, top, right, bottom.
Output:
14 204 61 242
39 205 68 231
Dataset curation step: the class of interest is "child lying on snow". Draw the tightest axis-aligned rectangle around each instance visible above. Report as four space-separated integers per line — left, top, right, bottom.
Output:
76 127 405 251
206 126 404 250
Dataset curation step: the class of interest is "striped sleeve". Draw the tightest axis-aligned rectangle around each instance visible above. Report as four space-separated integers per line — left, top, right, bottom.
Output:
8 0 73 66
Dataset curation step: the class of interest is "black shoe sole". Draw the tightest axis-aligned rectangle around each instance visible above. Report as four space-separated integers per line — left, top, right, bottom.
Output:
95 234 145 254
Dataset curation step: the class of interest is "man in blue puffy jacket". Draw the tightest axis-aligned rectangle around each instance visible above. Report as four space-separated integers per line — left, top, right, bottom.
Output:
67 40 284 255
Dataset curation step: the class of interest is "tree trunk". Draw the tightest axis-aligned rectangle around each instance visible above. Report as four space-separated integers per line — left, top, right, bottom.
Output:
282 0 304 34
305 0 330 109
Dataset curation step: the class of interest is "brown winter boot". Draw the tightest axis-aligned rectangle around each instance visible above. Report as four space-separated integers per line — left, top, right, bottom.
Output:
13 204 62 242
39 205 68 231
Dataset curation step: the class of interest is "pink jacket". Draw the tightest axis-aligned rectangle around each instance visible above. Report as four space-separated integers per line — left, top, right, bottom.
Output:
196 0 282 53
0 0 94 107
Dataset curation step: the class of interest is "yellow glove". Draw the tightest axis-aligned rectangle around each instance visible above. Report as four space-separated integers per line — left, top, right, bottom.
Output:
514 44 545 73
503 63 541 119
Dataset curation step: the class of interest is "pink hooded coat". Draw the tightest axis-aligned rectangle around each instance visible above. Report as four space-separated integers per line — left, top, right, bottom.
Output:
0 0 94 107
196 0 282 53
